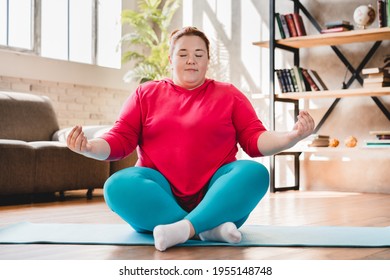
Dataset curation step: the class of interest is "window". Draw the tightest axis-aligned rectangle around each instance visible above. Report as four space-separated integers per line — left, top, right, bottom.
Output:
0 0 121 68
0 0 33 50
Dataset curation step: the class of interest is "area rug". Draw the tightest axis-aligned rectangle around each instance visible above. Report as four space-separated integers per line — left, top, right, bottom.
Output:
0 222 390 247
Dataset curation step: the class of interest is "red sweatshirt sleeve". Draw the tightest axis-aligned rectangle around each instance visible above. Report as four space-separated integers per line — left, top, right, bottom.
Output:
100 89 142 160
231 87 267 157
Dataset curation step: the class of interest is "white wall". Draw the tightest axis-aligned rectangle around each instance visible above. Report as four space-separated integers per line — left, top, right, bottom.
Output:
0 50 132 90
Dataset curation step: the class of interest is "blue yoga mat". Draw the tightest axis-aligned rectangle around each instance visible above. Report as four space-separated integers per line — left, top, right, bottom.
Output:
0 222 390 247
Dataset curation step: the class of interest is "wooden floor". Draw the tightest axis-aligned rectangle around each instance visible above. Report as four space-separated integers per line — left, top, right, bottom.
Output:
1 190 390 260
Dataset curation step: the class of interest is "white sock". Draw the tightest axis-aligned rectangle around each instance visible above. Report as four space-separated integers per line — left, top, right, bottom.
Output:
153 220 190 251
198 222 242 243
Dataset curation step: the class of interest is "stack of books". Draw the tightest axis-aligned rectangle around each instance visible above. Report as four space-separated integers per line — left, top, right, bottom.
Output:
307 134 330 147
362 68 390 88
320 20 354 34
364 131 390 147
362 69 390 88
377 0 390 28
275 66 328 93
275 12 307 39
362 54 390 88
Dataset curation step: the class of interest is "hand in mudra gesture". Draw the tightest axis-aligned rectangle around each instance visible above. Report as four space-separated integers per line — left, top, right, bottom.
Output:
66 125 92 155
290 111 315 141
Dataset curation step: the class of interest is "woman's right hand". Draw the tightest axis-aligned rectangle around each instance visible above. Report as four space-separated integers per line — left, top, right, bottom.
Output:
66 125 92 155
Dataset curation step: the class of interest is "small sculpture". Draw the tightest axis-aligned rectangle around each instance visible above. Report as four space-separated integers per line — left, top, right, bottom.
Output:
353 4 376 29
345 136 358 148
329 138 340 147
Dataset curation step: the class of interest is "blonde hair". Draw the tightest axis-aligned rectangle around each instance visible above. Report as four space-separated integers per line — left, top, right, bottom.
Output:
169 26 210 59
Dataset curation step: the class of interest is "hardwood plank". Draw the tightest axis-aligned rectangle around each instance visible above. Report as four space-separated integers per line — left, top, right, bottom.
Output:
1 190 390 260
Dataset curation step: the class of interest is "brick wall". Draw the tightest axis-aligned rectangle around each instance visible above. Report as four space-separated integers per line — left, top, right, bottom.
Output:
0 75 131 128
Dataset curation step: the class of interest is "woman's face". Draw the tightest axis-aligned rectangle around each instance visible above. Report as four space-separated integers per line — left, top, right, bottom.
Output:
169 35 209 90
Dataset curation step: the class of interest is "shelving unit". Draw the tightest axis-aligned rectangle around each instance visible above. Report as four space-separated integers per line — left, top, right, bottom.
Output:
276 87 390 100
255 0 390 192
253 27 390 48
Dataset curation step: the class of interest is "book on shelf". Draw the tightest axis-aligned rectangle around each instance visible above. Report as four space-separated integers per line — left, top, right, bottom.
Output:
321 20 354 33
365 72 390 79
388 0 390 27
364 76 390 84
362 67 384 75
377 135 390 140
364 139 390 147
362 65 390 87
284 14 298 37
292 13 307 36
275 69 287 93
384 54 390 69
289 69 300 92
320 26 353 33
275 12 307 39
362 54 390 74
307 134 330 147
292 66 305 92
370 130 390 140
281 69 293 92
293 65 311 92
301 68 320 91
301 71 312 91
324 20 350 28
310 134 330 139
284 70 294 92
363 81 390 88
377 0 387 28
275 13 287 39
275 67 327 93
307 69 328 91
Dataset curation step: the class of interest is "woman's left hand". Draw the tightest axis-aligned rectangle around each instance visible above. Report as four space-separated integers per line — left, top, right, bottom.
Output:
290 110 315 141
257 110 315 156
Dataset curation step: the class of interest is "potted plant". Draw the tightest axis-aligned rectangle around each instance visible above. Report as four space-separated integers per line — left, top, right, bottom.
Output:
121 0 181 84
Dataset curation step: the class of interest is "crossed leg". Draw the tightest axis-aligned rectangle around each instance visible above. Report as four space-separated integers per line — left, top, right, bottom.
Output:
103 160 269 251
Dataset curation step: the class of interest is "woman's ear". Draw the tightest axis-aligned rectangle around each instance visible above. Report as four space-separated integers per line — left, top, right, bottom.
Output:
168 56 173 69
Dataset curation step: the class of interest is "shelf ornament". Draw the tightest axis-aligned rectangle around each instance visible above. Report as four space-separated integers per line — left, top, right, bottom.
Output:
353 4 376 29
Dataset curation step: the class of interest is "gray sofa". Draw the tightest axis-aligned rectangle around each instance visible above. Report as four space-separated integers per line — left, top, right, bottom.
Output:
0 91 137 199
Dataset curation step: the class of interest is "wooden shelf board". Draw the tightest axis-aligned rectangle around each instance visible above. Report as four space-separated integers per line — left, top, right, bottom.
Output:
276 87 390 100
282 146 390 154
253 27 390 49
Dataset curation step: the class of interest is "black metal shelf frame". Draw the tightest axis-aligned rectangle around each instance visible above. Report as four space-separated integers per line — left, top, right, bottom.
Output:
268 0 389 192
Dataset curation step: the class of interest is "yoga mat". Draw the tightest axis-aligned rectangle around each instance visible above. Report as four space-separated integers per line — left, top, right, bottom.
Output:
1 222 390 247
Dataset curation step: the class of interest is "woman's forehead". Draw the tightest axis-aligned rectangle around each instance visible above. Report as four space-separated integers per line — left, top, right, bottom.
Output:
173 35 207 50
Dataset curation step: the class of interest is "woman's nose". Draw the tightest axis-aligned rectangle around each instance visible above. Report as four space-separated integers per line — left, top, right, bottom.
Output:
186 54 196 64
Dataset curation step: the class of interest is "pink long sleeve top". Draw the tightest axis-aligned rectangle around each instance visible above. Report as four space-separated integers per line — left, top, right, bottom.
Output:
101 78 267 211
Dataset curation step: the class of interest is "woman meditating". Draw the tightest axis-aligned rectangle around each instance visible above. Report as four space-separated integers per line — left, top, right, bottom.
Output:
67 27 314 251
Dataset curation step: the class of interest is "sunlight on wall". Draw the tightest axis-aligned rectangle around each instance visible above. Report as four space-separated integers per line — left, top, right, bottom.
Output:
182 0 264 93
182 0 193 27
181 0 272 165
240 0 261 92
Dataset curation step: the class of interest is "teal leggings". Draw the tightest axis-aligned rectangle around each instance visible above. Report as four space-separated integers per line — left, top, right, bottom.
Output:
103 160 269 234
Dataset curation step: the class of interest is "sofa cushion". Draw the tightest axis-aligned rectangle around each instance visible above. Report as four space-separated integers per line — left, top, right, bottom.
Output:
52 125 112 142
0 140 35 195
0 91 60 141
30 141 110 193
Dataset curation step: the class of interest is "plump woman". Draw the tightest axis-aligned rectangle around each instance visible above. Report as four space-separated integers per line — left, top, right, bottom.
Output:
67 27 314 251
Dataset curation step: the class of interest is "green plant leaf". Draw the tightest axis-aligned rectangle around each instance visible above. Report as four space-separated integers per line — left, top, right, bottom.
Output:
121 0 181 83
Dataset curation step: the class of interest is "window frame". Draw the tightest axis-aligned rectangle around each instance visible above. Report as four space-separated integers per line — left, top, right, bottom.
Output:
0 0 36 54
0 0 100 65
